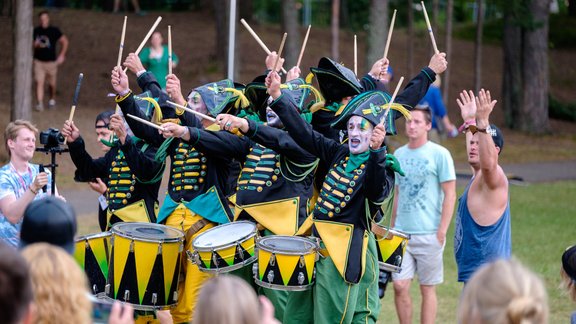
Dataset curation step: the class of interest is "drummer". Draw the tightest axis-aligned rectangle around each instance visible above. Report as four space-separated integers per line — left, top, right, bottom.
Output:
266 70 403 323
62 113 163 228
112 59 245 323
159 54 319 323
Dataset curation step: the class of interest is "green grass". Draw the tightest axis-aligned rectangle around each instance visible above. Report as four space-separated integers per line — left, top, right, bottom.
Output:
378 181 576 323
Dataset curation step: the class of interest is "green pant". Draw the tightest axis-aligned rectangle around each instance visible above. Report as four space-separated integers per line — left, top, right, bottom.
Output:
314 235 380 324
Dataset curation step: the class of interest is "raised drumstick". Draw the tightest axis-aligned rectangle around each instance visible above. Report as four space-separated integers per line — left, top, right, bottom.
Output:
123 16 162 73
379 76 404 126
421 1 439 54
126 114 165 131
383 9 397 60
168 25 173 75
354 35 358 76
272 33 287 74
296 25 311 68
117 16 127 67
65 73 84 142
240 18 287 74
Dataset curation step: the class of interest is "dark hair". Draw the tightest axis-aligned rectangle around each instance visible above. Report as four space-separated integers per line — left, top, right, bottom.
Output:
0 242 33 324
95 110 114 128
38 10 49 17
413 104 432 124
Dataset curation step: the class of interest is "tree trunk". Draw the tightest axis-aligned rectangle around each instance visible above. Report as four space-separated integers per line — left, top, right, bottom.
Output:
406 0 414 77
474 0 483 92
1 0 14 16
502 0 550 133
12 0 33 121
331 0 340 60
431 0 439 57
281 0 300 68
366 0 388 70
442 0 453 104
213 0 227 68
569 0 576 17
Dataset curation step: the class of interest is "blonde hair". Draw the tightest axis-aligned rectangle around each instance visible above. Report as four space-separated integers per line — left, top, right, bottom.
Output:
21 243 92 324
4 120 38 156
458 258 548 324
192 275 261 324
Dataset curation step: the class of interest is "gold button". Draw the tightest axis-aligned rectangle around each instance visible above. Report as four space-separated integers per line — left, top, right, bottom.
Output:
328 212 334 217
257 186 263 192
199 178 204 183
202 165 207 170
122 199 127 205
272 175 278 181
347 188 353 194
340 202 346 207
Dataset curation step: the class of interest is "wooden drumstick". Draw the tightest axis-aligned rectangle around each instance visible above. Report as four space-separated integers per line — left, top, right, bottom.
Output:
126 114 165 131
379 76 404 126
240 18 287 74
296 25 311 68
272 33 287 74
354 34 358 76
117 16 127 67
166 101 216 123
382 9 397 60
123 16 162 73
65 73 84 143
421 1 439 54
168 25 173 75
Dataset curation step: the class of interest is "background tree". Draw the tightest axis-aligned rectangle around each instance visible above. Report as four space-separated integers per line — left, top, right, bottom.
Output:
281 0 300 67
331 0 340 60
442 0 453 103
365 0 388 71
501 0 551 133
406 0 414 77
474 0 483 92
12 0 32 120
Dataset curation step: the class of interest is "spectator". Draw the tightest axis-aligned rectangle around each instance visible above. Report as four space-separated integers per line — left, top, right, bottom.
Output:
113 0 144 15
139 32 178 89
391 104 456 324
418 78 458 142
458 258 548 324
0 120 51 248
560 245 576 324
192 275 279 324
33 11 68 111
21 243 93 324
0 241 35 324
19 196 77 254
454 89 511 283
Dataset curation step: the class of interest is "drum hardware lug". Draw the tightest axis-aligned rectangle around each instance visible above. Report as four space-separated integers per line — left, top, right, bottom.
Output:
84 239 90 249
267 270 274 283
173 291 178 302
297 272 305 285
212 251 219 269
269 253 276 267
157 243 163 255
105 284 110 295
92 284 98 295
193 251 202 266
129 240 134 252
299 255 305 268
179 242 184 253
252 263 258 277
236 243 244 261
151 293 157 305
313 268 316 280
123 290 130 302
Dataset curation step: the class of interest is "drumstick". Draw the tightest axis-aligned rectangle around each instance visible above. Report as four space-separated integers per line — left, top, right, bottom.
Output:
166 101 216 123
123 16 162 73
421 1 439 54
272 33 287 74
296 25 311 68
117 16 127 67
379 76 404 126
354 35 357 76
126 114 165 131
382 9 396 60
65 73 84 143
240 18 288 74
168 25 173 75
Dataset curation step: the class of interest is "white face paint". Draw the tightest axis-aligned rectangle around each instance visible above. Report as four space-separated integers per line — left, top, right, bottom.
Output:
347 115 373 154
187 91 208 116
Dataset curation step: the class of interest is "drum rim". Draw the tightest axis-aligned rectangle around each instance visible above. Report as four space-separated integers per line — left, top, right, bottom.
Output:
110 222 184 242
378 262 402 273
372 224 411 240
192 221 258 251
257 235 319 255
190 253 258 273
75 231 111 242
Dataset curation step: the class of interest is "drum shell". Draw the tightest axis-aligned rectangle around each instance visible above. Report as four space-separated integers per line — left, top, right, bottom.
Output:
373 225 410 273
105 223 184 310
74 232 111 296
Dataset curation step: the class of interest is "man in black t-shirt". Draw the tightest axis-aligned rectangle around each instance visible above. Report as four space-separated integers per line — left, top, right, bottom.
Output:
33 11 68 111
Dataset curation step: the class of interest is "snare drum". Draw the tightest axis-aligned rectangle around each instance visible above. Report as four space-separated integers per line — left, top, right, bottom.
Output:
105 222 184 310
190 221 258 273
373 223 410 273
74 232 111 295
253 236 318 291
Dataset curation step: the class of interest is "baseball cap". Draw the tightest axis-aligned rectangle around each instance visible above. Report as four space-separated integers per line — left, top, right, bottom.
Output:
562 245 576 281
487 124 504 154
19 196 77 254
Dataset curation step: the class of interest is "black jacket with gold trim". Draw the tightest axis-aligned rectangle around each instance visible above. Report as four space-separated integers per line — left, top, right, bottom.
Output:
183 121 317 235
270 94 394 284
68 135 161 224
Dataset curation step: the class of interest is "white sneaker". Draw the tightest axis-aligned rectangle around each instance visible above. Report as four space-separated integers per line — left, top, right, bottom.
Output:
35 103 44 111
48 99 56 109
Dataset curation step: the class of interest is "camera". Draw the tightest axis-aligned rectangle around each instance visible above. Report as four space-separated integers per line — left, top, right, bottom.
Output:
39 128 65 148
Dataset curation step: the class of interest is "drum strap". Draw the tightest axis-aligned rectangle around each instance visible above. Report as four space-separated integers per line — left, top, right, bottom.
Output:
185 218 210 242
318 248 329 258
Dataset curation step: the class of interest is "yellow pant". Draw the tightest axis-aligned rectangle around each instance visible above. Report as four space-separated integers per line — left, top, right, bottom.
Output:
165 205 215 323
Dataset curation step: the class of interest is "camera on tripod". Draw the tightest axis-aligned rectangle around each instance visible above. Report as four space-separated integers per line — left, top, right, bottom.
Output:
39 128 65 148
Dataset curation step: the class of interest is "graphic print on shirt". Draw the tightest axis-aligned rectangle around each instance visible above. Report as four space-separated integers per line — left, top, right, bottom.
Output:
397 157 430 214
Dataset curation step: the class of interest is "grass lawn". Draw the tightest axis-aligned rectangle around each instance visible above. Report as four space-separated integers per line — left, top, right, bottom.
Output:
378 181 576 323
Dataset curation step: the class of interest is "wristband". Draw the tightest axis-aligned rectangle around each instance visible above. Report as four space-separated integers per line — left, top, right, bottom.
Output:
180 126 189 138
136 69 147 77
458 119 476 133
29 186 38 195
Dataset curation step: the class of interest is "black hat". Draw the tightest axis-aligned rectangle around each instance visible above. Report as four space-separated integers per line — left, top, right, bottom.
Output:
244 76 269 122
19 197 77 254
310 57 363 103
562 245 576 281
331 90 406 131
487 124 504 154
193 80 248 117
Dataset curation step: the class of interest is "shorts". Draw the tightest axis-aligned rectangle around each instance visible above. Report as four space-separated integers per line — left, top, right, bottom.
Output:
391 233 445 285
34 59 58 84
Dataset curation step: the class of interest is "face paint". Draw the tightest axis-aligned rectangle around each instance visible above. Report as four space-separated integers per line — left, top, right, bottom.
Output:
347 115 373 154
187 91 208 116
266 107 283 128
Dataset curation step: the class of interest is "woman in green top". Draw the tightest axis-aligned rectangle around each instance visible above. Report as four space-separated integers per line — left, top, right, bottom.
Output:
139 31 178 89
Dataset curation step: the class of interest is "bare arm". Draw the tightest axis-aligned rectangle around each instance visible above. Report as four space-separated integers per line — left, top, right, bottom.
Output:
437 180 456 245
0 174 47 224
56 35 69 64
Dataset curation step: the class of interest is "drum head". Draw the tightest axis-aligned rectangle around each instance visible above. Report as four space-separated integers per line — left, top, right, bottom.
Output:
259 236 317 254
111 222 183 242
193 221 256 249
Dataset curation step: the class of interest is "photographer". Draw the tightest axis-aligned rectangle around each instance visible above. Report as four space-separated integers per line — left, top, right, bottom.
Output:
0 120 52 248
